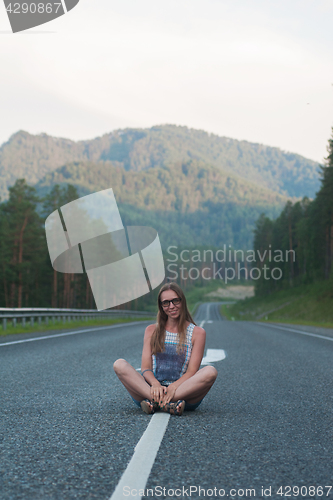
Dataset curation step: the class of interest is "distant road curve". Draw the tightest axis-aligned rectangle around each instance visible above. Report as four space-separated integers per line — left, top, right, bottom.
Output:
194 301 234 322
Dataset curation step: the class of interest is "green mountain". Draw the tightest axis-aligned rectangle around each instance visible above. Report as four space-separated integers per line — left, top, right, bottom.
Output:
36 160 288 211
35 160 290 249
0 124 321 249
0 125 321 202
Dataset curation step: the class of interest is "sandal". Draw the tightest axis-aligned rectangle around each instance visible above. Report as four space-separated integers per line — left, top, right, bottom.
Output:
160 399 185 416
140 399 159 415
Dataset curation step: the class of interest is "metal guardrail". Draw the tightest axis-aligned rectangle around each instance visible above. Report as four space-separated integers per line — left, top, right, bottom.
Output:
0 307 155 331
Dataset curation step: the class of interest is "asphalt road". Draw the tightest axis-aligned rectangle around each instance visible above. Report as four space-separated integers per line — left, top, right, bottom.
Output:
1 303 333 500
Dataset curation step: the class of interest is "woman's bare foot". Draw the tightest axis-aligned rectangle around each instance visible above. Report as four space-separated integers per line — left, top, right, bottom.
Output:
140 399 159 414
159 400 185 416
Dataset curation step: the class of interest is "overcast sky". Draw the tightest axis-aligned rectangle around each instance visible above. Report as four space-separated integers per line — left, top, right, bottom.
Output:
0 0 333 162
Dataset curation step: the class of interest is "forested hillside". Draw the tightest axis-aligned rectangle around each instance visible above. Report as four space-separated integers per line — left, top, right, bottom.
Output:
0 123 326 310
0 122 326 308
35 160 289 248
35 160 287 210
252 127 333 295
0 125 320 201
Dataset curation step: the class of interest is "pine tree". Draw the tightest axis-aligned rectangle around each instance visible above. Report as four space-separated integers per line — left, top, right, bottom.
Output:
315 128 333 279
253 213 274 295
1 179 44 307
42 184 82 308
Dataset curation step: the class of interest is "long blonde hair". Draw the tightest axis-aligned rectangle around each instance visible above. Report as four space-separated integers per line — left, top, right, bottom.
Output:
150 282 196 355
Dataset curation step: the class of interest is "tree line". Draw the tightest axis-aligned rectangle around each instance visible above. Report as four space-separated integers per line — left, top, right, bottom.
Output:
0 180 194 310
0 181 97 309
253 128 333 296
1 127 331 308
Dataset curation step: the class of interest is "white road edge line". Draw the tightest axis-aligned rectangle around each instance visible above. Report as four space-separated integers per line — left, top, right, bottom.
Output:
110 413 170 500
0 321 150 347
256 322 333 342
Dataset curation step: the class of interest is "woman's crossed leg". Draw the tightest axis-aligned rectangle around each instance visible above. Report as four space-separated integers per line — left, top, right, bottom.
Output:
113 358 217 406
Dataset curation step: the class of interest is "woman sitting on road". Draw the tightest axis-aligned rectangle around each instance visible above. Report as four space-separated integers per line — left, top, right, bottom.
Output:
113 282 218 416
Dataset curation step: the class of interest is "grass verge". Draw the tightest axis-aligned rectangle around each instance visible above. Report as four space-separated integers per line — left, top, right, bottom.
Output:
220 279 333 328
0 316 153 337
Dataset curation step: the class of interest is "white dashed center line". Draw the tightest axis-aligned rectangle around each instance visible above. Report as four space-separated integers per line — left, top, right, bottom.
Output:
201 349 226 365
110 413 170 500
111 306 225 498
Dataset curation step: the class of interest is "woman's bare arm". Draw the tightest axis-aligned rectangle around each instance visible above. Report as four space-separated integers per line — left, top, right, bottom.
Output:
141 324 166 402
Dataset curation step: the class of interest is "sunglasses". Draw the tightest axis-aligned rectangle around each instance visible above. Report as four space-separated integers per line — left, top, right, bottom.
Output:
160 298 181 308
